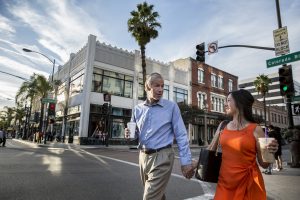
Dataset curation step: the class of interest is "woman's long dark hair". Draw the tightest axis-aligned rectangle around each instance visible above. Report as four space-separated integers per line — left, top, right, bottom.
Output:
229 89 256 124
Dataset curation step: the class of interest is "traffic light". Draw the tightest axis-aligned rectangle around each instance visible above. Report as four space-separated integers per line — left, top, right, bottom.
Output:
278 65 294 96
102 103 111 115
196 42 205 62
48 103 56 116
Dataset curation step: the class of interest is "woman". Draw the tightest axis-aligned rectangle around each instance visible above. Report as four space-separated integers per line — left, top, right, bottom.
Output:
213 89 278 200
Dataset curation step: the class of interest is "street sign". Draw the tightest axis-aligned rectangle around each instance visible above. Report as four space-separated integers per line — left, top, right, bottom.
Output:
208 41 218 55
294 104 300 115
273 26 290 56
266 51 300 68
42 98 56 103
293 95 300 102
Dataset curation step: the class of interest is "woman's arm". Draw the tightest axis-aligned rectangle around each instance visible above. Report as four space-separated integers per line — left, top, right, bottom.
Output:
253 126 271 169
207 121 226 150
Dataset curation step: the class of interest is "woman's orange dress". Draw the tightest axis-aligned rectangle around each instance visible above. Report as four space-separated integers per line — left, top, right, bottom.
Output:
214 123 266 200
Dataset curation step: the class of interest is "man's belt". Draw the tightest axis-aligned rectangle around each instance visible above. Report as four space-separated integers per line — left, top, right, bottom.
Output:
141 144 172 154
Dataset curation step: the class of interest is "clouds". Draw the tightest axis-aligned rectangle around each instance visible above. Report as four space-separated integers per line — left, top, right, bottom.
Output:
7 0 105 62
0 14 15 37
0 0 300 110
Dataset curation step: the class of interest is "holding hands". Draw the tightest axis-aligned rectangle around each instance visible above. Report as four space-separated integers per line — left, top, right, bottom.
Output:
181 160 198 179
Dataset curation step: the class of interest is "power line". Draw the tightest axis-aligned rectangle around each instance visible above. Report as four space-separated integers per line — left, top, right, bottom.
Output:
0 70 28 81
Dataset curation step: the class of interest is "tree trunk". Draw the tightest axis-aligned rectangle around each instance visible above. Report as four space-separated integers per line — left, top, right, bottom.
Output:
39 99 44 132
263 95 267 128
140 45 147 100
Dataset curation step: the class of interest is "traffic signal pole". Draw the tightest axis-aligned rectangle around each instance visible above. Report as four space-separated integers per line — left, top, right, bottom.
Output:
276 0 294 128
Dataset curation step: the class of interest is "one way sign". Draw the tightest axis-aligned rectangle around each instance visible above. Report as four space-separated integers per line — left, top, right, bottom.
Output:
294 104 300 115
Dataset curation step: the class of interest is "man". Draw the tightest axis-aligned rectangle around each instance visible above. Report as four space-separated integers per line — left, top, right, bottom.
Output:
125 72 195 200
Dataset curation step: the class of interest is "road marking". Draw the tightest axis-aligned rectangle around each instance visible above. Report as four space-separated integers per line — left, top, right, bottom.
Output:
78 148 216 200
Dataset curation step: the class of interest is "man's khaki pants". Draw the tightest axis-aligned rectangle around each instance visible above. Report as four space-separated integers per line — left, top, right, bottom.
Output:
139 148 175 200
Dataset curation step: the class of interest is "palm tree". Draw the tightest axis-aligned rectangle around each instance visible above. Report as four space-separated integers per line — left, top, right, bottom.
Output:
16 74 37 138
1 106 15 129
128 1 161 99
33 74 52 132
254 74 272 127
16 74 52 136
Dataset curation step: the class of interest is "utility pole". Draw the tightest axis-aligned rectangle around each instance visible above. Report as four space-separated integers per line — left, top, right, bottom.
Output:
275 0 294 128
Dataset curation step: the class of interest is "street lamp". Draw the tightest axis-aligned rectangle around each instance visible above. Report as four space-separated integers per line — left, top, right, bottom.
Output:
23 48 58 144
22 48 56 82
203 103 208 146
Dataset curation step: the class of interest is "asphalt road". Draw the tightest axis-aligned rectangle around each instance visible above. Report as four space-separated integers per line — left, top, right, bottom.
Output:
0 139 213 200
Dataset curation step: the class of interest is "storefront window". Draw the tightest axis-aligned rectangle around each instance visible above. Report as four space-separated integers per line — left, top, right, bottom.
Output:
66 119 80 136
111 119 125 139
69 70 84 97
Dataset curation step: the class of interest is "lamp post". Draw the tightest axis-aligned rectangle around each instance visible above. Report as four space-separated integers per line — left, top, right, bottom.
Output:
203 103 208 146
22 48 56 82
23 48 57 144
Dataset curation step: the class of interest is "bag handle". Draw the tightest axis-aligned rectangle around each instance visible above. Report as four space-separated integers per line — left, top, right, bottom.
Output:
207 120 229 152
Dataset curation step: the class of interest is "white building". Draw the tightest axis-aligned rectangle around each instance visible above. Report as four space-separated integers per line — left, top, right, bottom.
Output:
53 35 191 145
239 72 300 127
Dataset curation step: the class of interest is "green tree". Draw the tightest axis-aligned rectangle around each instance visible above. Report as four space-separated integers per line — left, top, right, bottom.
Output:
254 74 271 127
16 74 52 136
0 106 15 129
128 1 161 99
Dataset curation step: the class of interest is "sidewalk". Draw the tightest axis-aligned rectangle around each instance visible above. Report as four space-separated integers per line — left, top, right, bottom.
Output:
12 139 300 200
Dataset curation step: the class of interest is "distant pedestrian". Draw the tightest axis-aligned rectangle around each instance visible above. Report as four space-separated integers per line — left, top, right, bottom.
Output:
273 126 283 171
0 129 3 146
2 130 6 147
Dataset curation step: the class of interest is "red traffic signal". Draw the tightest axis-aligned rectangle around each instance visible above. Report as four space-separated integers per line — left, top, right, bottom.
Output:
196 43 205 62
48 103 56 116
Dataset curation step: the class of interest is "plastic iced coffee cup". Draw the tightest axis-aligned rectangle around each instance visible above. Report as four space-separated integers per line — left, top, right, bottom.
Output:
127 122 136 138
258 137 275 163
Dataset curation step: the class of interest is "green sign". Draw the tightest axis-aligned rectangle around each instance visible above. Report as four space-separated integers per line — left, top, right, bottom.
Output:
42 98 56 103
266 51 300 68
293 95 300 102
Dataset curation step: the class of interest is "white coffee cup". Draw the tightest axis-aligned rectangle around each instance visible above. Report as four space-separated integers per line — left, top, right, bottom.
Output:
258 137 275 163
127 122 136 138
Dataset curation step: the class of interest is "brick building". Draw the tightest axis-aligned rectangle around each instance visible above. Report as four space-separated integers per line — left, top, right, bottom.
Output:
172 58 238 145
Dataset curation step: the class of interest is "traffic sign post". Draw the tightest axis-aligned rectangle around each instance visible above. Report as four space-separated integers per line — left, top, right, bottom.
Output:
208 41 218 55
266 51 300 68
273 26 290 56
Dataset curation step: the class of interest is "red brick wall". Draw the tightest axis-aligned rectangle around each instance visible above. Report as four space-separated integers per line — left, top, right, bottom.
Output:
191 60 238 112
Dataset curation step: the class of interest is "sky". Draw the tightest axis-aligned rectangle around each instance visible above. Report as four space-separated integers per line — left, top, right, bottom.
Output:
0 0 300 109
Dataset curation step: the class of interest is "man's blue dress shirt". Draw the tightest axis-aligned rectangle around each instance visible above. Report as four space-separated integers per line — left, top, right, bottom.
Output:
131 98 192 166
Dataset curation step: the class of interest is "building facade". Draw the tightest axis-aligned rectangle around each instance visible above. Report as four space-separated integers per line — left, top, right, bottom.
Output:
239 72 299 127
52 35 191 145
172 59 238 145
252 100 288 129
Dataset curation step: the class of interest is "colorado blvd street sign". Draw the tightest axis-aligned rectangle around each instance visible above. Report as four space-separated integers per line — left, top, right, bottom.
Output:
42 98 56 103
266 51 300 68
273 26 290 56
